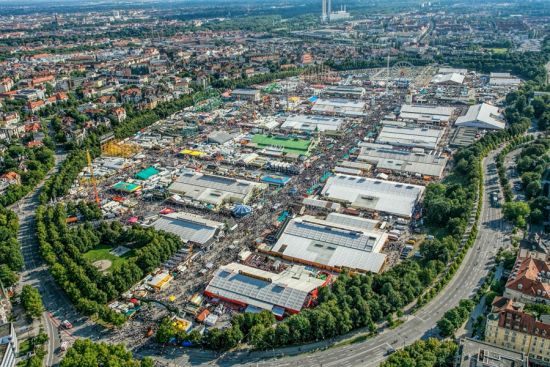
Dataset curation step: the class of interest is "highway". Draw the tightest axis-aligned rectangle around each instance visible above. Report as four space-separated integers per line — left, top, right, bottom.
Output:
142 149 509 367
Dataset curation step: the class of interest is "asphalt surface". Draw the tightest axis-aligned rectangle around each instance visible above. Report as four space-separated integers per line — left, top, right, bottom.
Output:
13 151 75 367
139 150 509 367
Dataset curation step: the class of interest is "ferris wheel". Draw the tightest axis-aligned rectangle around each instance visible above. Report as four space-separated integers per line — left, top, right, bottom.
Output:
391 61 415 80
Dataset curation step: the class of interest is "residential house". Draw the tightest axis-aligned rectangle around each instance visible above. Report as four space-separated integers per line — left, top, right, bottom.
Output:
504 256 550 305
0 78 13 93
111 107 127 123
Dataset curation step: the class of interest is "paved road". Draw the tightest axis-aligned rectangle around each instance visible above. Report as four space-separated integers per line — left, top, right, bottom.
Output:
141 149 509 367
13 150 77 367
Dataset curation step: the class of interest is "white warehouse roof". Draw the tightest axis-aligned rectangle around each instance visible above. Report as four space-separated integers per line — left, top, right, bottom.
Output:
431 73 464 85
399 104 455 123
438 67 468 75
272 215 387 273
357 142 448 177
281 114 344 133
312 98 366 117
376 125 443 150
321 174 425 218
150 212 223 246
455 103 505 130
168 171 265 206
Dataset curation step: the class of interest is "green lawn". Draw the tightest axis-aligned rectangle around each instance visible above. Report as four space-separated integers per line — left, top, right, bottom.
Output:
488 48 508 54
251 134 312 155
18 339 31 356
83 245 133 272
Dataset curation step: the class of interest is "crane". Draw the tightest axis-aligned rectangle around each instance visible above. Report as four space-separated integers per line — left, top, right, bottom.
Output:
86 149 100 206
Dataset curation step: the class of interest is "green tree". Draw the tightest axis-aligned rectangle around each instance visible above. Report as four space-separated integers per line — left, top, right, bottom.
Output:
20 285 45 319
0 265 18 287
502 201 531 227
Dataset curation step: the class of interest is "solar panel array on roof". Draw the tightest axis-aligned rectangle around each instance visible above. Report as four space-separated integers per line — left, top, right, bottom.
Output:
285 220 376 252
206 269 311 312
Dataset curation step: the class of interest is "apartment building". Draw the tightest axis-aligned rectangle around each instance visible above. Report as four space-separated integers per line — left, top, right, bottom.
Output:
485 298 550 367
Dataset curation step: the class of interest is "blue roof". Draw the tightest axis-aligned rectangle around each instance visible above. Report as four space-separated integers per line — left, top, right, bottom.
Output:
261 175 291 186
308 96 319 103
232 204 253 217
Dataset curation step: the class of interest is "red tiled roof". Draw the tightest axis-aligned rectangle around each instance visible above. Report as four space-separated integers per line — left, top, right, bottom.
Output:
506 257 550 301
496 307 550 340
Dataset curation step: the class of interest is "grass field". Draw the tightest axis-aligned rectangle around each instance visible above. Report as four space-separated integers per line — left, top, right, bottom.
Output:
83 245 133 272
251 134 312 155
488 48 508 54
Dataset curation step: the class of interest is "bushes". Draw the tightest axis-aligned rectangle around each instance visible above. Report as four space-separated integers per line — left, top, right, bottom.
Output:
60 339 153 367
380 338 458 367
436 299 475 337
502 201 531 228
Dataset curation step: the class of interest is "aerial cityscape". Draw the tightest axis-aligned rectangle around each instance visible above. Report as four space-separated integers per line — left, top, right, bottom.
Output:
0 0 549 366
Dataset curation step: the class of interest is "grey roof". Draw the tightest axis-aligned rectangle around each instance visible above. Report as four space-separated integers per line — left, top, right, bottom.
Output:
358 142 448 177
455 103 505 130
232 89 260 95
284 218 378 252
174 172 255 195
312 98 366 117
271 215 388 273
326 212 378 231
399 104 455 122
321 174 424 218
207 131 238 144
376 125 442 150
168 171 263 206
457 338 527 367
281 114 344 132
431 73 464 85
152 213 221 245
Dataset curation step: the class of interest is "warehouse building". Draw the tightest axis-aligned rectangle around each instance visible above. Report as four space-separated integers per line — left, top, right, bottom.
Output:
269 214 388 273
357 142 448 178
204 263 328 318
430 73 465 85
398 104 455 124
312 98 366 117
322 85 366 99
232 88 261 102
149 212 224 247
168 171 265 208
280 114 344 133
438 67 468 75
489 72 521 87
376 125 443 150
321 174 425 218
455 103 505 130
